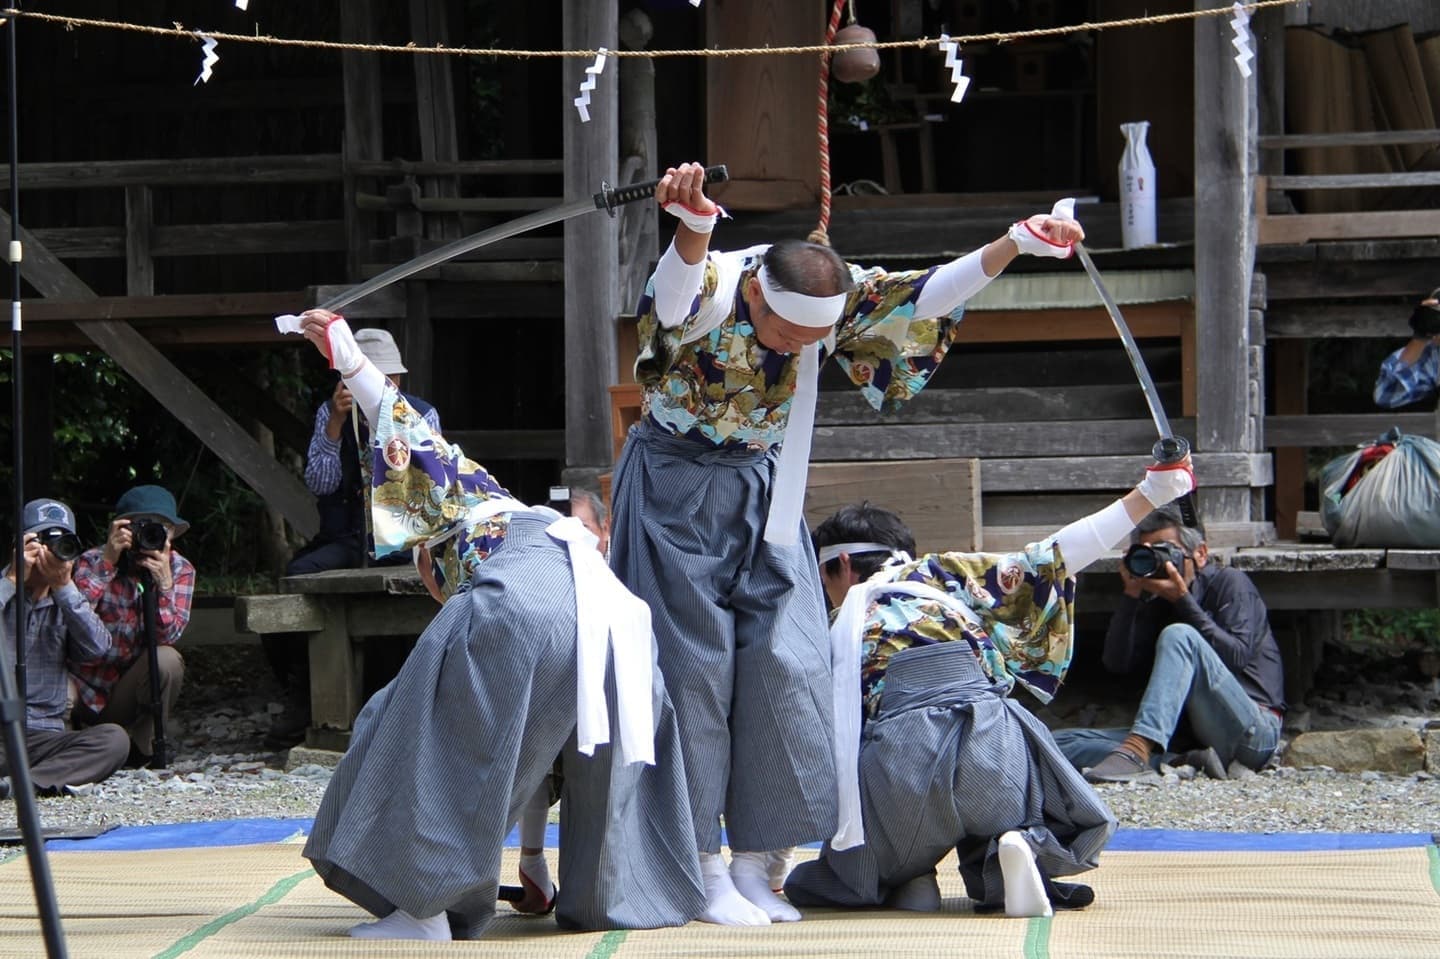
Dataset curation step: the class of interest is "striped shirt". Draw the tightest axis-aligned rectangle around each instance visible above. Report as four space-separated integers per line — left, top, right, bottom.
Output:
0 576 113 729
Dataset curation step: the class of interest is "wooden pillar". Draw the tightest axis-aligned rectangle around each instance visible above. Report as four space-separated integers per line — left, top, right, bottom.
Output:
341 0 384 283
563 1 620 471
1194 0 1259 524
124 185 154 296
704 0 823 210
1272 339 1307 540
618 7 659 312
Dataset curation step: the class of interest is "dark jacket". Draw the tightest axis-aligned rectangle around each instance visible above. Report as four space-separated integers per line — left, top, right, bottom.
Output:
1102 562 1286 712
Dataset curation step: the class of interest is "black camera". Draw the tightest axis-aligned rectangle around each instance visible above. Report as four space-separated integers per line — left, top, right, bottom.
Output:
36 527 82 562
132 520 169 552
1122 541 1187 579
1409 304 1440 338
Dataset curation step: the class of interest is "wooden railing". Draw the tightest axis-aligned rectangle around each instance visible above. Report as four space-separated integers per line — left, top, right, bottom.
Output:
1256 130 1440 244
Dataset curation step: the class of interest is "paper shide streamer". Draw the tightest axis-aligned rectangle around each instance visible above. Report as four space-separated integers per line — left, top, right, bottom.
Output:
1230 2 1254 78
937 33 969 103
573 47 608 123
195 34 219 84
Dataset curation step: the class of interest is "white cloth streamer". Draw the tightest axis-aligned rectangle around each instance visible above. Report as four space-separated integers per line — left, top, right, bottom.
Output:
547 516 656 767
762 341 820 546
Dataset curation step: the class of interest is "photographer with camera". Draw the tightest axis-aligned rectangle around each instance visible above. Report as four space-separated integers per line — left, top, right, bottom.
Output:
1051 507 1285 783
70 485 194 767
1373 287 1440 409
0 499 130 797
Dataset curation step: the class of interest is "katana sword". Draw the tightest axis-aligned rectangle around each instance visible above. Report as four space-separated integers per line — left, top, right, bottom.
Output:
319 164 729 314
1073 240 1200 529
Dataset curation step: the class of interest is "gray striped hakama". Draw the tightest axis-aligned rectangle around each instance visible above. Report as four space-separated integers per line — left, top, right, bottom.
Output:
608 418 837 854
785 643 1116 910
303 511 705 939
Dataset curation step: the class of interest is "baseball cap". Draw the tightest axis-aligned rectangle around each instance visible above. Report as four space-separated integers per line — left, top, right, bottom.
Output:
354 328 407 375
22 498 77 536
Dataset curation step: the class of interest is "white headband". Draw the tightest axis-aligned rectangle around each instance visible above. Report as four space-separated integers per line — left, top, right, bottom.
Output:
817 541 911 565
757 263 846 329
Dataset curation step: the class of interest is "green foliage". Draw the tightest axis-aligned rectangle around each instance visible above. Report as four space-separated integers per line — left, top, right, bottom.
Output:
828 76 912 130
1342 609 1440 657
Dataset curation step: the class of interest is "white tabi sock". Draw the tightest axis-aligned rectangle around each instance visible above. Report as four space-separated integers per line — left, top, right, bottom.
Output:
518 852 554 906
730 851 802 922
349 909 452 941
699 852 771 926
997 831 1053 918
765 847 797 893
887 872 942 912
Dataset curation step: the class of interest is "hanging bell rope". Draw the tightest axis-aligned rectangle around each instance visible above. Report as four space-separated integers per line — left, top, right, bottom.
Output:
808 0 848 247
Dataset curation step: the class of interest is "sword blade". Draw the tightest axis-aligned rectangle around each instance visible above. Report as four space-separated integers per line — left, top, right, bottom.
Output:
1073 242 1173 441
320 198 597 313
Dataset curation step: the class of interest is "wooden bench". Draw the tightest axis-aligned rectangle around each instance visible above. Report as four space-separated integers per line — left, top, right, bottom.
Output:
234 567 438 751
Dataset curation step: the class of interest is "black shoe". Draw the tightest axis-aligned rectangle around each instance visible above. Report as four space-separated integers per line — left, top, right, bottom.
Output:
124 743 150 769
0 778 10 800
1083 748 1155 784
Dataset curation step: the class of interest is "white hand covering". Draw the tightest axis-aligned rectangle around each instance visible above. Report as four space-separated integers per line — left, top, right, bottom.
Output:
829 571 986 851
340 360 388 429
1051 497 1136 575
662 199 727 234
546 516 656 766
912 246 996 319
1008 197 1078 259
1137 461 1196 508
323 315 368 376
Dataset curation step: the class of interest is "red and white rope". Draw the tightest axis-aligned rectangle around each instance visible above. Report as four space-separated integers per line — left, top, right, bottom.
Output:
809 0 848 246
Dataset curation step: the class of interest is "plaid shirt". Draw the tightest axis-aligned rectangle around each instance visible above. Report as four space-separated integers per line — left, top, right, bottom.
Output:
71 546 195 712
0 575 113 730
1373 342 1439 409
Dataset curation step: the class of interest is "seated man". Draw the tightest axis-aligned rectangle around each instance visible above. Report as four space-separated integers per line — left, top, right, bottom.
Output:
265 327 441 748
71 485 194 767
1050 507 1285 782
1374 287 1440 410
0 499 130 797
288 310 704 941
785 457 1193 917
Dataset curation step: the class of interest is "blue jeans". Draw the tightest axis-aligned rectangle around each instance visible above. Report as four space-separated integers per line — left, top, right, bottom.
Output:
1052 623 1281 772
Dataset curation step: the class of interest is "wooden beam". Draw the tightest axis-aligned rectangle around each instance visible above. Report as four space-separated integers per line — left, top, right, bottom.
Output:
1259 129 1440 148
0 154 341 189
978 452 1271 491
23 291 305 324
1265 302 1412 338
1264 413 1434 446
1 210 319 537
955 303 1190 343
1271 339 1308 539
806 460 982 554
563 0 620 470
1258 208 1440 245
817 383 1183 425
346 159 564 177
811 419 1202 460
1194 0 1258 523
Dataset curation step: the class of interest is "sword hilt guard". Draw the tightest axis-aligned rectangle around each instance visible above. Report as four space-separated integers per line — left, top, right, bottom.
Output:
1152 435 1190 465
1151 435 1201 530
595 164 730 216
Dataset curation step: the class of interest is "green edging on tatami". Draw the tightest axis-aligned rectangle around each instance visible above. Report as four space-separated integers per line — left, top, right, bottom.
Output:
1428 843 1439 896
152 868 310 958
1023 914 1052 959
585 928 629 959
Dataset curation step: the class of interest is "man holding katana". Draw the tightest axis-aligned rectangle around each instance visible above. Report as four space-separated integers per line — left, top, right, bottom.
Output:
287 311 704 941
608 161 1086 926
786 454 1193 917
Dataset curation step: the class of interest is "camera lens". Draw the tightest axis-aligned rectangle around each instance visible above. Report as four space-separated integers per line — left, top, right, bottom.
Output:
1123 545 1160 578
39 529 82 562
133 521 168 551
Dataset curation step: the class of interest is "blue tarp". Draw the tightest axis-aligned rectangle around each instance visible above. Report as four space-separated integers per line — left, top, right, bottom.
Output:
43 820 1435 854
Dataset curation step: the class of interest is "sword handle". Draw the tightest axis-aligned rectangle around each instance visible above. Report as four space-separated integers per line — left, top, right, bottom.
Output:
594 164 730 216
1151 435 1201 530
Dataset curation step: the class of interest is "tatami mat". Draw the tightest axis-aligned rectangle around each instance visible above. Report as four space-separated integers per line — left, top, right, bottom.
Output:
0 841 1436 958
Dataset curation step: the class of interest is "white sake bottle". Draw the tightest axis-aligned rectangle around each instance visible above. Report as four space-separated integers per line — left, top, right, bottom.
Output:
1119 121 1157 249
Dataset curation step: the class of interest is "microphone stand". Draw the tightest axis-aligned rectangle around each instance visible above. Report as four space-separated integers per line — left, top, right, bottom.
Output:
1 5 71 955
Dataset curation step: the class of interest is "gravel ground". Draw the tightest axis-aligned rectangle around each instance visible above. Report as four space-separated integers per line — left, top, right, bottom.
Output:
3 643 1438 839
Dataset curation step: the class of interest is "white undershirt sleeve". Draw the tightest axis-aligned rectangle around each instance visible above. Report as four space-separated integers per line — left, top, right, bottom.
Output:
912 247 996 318
341 359 388 429
1050 497 1136 575
651 240 707 329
